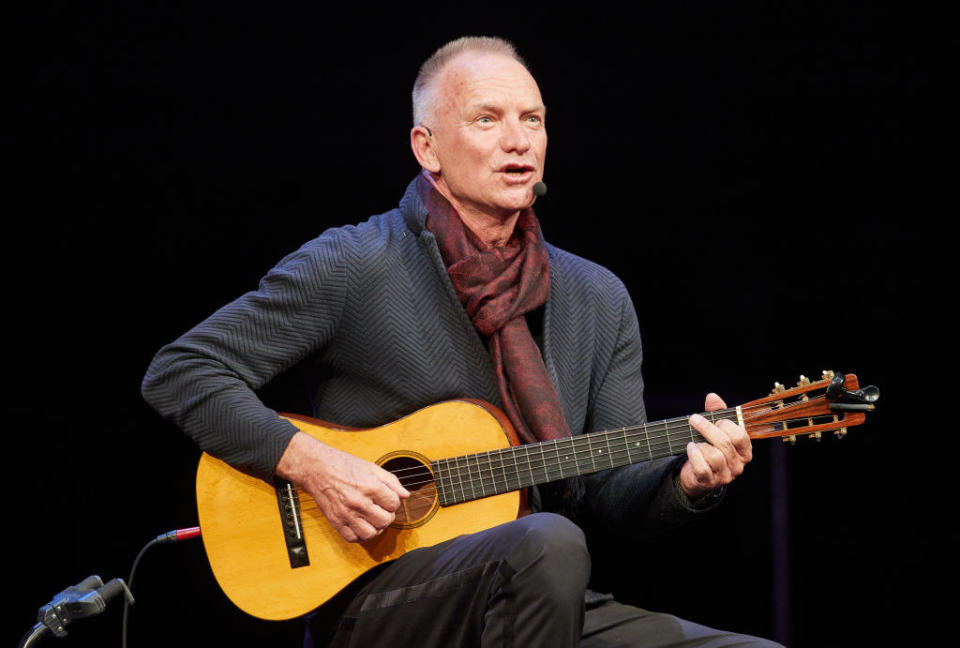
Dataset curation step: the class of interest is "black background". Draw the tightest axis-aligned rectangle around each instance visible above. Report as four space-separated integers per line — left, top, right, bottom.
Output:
10 3 942 647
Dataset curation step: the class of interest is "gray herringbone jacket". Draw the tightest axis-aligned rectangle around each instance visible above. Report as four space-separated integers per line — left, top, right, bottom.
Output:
142 178 708 537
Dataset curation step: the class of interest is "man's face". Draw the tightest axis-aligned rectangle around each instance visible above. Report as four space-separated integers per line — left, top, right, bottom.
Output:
424 53 547 221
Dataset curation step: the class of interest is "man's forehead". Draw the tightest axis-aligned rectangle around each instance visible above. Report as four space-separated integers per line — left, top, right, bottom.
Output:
434 52 543 113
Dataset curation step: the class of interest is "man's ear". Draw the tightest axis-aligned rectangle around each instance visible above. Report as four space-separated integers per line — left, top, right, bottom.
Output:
410 125 441 173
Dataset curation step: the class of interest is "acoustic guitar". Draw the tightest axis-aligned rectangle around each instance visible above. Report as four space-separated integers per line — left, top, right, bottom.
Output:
195 370 877 620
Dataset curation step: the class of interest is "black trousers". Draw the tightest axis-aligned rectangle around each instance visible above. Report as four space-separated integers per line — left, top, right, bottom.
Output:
305 514 782 648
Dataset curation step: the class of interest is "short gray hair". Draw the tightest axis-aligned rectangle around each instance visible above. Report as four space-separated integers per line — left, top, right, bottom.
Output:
412 36 528 126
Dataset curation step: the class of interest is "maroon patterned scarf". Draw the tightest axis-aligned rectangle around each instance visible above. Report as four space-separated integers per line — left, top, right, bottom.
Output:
418 173 571 444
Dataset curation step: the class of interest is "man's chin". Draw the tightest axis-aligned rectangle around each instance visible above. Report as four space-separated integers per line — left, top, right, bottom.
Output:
448 185 539 221
496 186 538 211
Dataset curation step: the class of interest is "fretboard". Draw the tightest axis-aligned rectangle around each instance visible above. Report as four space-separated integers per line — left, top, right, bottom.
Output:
432 408 741 507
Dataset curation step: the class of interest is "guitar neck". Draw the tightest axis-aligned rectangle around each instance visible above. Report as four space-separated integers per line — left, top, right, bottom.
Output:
432 407 741 507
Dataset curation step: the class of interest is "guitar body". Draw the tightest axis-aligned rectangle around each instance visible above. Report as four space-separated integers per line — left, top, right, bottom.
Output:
195 399 522 621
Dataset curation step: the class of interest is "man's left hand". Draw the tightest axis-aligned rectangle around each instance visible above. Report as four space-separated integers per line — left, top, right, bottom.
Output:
679 393 753 500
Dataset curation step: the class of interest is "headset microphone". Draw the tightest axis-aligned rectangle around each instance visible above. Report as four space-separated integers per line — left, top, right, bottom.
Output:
533 181 547 197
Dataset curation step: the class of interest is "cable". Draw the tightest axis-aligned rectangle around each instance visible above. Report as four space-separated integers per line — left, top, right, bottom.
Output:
122 527 201 648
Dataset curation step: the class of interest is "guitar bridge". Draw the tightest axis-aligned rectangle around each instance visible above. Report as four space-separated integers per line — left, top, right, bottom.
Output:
274 480 310 569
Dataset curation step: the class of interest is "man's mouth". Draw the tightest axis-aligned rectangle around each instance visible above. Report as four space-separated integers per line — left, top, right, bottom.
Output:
500 164 535 176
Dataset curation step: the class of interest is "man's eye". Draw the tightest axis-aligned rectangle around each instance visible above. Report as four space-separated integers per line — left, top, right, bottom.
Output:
526 115 543 125
477 116 494 125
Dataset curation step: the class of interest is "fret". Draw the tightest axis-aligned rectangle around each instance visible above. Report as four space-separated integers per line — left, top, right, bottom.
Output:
562 439 577 476
468 455 478 500
570 437 582 475
468 453 480 497
478 451 489 494
485 452 495 496
487 450 498 494
463 455 482 499
586 434 597 473
727 408 740 428
498 447 511 494
474 452 490 497
483 453 493 494
523 443 535 490
493 449 505 493
433 459 446 506
437 457 447 503
537 442 550 485
454 455 468 502
442 458 454 505
664 420 673 456
603 431 614 470
592 434 604 470
617 430 634 470
446 458 457 503
553 440 564 480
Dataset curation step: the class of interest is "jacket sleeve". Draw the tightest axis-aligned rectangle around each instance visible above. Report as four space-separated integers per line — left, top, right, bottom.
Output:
580 282 721 540
141 234 350 480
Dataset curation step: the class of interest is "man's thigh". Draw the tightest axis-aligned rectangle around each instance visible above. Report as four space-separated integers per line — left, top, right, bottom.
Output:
582 600 783 648
308 513 589 648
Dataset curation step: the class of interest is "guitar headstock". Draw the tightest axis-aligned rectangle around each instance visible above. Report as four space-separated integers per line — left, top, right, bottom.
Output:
740 370 879 443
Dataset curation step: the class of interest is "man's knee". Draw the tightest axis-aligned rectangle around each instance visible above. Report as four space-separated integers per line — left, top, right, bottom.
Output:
511 512 588 554
506 513 590 597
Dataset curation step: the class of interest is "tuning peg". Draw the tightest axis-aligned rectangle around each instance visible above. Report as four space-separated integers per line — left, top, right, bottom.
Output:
834 428 848 439
822 370 835 381
771 382 786 395
782 435 797 445
808 431 822 442
797 375 811 387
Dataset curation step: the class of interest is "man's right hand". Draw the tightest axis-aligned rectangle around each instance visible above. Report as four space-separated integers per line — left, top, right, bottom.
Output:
275 431 410 543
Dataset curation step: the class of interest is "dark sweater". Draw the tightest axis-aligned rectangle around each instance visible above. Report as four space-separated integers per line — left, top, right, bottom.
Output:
141 178 711 537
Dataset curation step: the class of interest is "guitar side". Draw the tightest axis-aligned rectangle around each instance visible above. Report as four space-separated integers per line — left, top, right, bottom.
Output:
196 399 522 621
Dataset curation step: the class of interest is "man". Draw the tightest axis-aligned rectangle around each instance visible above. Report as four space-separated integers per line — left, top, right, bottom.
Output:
142 36 779 647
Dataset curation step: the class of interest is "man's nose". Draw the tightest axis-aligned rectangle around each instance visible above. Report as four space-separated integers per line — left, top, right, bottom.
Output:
500 119 532 154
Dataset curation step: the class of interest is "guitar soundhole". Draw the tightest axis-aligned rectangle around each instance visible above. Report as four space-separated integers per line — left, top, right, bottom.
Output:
380 454 438 528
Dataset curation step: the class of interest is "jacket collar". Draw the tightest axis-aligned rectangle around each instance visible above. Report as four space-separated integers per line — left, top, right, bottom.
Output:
399 175 429 237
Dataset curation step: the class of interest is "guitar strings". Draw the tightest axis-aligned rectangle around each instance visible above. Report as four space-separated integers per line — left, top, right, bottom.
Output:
381 397 828 480
383 411 828 495
339 397 824 481
385 404 808 487
382 407 750 477
380 410 742 480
